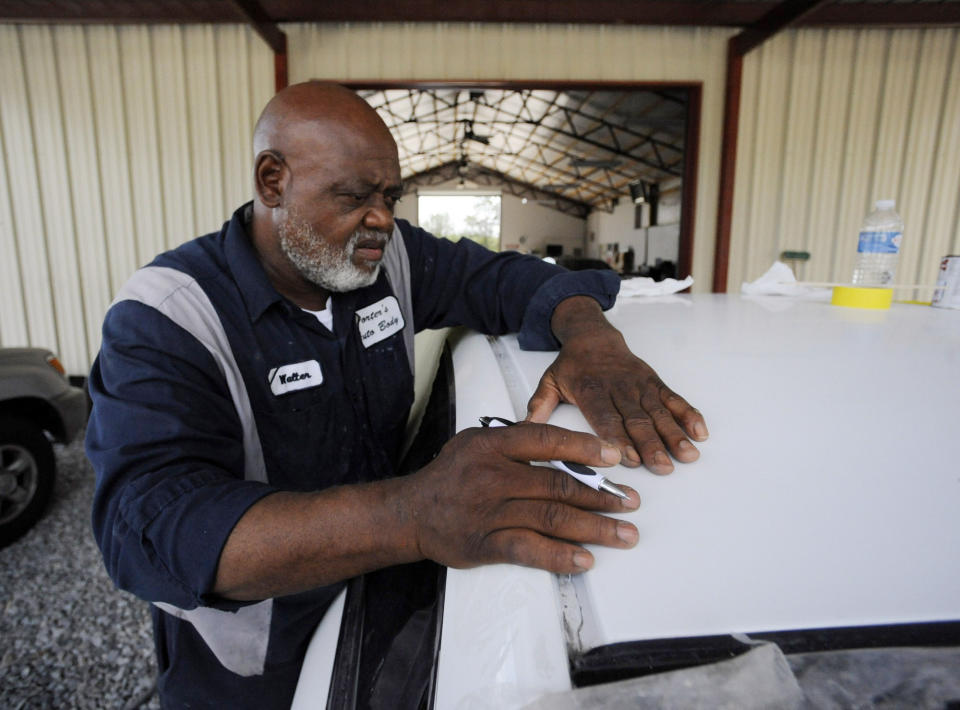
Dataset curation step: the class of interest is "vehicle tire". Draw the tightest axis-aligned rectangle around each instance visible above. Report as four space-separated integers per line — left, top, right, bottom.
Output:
0 416 56 549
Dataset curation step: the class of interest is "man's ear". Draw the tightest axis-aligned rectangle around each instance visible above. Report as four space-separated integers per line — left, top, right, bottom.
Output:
255 150 287 208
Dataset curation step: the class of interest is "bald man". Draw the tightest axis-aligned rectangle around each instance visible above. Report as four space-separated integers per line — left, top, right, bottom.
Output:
87 83 707 708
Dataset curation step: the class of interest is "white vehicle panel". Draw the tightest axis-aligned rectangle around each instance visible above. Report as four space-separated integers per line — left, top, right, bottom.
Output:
290 588 345 709
496 295 960 647
294 294 960 708
434 331 571 710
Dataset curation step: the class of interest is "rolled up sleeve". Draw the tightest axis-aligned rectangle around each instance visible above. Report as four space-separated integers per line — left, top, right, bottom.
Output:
517 269 621 350
87 301 275 610
398 219 620 348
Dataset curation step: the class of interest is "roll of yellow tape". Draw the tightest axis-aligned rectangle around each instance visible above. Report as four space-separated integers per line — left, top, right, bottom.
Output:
831 286 893 310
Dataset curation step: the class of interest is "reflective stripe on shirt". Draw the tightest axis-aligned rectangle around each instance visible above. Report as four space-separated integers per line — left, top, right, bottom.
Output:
113 265 273 676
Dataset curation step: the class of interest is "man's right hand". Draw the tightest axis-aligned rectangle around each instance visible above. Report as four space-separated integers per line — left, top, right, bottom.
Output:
215 423 640 601
402 422 641 574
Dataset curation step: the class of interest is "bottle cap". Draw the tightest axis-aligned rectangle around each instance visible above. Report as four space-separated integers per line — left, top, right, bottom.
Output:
876 199 896 210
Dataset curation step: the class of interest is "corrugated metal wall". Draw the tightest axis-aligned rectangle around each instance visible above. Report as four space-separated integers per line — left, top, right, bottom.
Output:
2 22 958 373
730 27 960 294
0 24 273 373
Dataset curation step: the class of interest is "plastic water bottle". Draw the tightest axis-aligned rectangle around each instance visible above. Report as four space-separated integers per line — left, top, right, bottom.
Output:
851 199 903 286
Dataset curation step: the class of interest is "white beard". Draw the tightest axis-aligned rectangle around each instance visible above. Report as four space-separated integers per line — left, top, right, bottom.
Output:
278 211 383 293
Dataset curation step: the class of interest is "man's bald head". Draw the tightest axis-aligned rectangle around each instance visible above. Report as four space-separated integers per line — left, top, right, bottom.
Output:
253 82 395 160
248 82 403 310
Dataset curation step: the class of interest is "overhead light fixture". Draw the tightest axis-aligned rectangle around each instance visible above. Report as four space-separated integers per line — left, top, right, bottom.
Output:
464 131 490 145
463 120 491 145
570 157 621 169
629 180 649 204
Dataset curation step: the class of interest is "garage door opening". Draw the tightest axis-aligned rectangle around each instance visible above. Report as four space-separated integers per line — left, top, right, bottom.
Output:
417 193 501 251
350 82 701 280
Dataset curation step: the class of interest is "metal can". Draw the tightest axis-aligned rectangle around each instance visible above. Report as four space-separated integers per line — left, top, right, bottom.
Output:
931 255 960 310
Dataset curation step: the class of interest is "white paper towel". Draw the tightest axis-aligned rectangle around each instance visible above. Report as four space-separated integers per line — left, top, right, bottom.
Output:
619 275 694 297
741 262 830 299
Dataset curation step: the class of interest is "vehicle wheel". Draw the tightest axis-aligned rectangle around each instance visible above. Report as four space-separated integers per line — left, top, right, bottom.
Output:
0 416 56 549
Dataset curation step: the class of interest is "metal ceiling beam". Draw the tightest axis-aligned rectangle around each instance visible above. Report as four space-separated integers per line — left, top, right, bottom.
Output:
245 1 960 27
731 0 834 56
369 87 683 204
230 0 288 91
447 90 682 178
712 0 832 292
3 1 959 26
803 3 960 27
401 145 617 202
538 117 682 178
555 104 682 158
397 133 659 200
402 161 593 219
0 0 248 23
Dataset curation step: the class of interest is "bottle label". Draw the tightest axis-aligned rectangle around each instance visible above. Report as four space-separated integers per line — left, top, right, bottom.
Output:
857 230 902 254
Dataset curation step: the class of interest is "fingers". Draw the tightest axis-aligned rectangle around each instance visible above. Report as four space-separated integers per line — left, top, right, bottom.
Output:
473 503 640 574
661 387 710 442
495 498 639 546
481 422 622 468
479 529 597 574
525 374 561 424
571 377 708 475
613 386 702 474
568 377 645 469
499 462 641 511
412 434 641 575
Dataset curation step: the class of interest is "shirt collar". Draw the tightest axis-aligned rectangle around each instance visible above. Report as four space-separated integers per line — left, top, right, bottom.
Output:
223 202 285 322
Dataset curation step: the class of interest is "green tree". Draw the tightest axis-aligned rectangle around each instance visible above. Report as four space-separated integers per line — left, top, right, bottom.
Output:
462 195 500 250
463 195 499 239
420 195 501 250
421 211 455 239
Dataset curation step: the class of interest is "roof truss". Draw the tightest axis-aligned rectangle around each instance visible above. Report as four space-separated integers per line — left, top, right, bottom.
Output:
363 87 688 214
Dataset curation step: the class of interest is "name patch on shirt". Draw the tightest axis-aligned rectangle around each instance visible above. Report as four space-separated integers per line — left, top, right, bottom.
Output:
356 296 405 348
268 359 323 396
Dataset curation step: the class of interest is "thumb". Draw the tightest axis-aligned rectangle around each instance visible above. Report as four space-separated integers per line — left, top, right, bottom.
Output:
525 375 561 423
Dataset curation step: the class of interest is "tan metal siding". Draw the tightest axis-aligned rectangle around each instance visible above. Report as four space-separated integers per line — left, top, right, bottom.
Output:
832 32 886 288
20 26 83 366
88 26 138 302
58 26 114 373
729 28 960 293
0 27 35 348
3 22 957 372
899 31 959 300
0 24 272 373
806 31 856 287
3 21 735 372
924 38 960 274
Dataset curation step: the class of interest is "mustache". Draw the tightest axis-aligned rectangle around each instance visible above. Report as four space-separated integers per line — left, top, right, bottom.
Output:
350 228 391 251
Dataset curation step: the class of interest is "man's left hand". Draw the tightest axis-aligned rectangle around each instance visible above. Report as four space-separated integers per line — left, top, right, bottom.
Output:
526 296 708 474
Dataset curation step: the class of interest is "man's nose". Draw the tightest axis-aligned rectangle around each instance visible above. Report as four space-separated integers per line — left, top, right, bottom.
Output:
362 196 394 233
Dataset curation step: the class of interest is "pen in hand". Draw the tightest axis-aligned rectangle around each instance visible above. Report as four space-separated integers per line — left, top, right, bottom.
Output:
479 416 631 501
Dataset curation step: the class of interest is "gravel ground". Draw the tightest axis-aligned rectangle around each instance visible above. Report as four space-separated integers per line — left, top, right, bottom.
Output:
0 430 160 710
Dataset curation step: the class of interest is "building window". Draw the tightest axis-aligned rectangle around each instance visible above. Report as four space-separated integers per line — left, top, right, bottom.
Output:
418 194 501 251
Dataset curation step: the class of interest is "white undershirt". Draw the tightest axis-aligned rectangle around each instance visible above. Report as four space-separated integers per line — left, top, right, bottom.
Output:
301 298 334 332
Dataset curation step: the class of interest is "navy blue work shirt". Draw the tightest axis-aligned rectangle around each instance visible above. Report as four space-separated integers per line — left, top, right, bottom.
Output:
86 203 620 709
